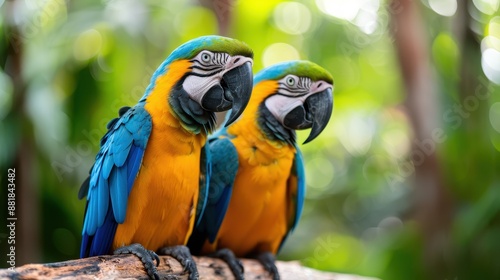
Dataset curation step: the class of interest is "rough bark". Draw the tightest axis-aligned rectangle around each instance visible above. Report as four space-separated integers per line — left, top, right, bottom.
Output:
0 255 379 280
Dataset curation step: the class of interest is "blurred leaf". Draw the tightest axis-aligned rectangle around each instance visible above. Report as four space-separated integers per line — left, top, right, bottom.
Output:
432 32 459 79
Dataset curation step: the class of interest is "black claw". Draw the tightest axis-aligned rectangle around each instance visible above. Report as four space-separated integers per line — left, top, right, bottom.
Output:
211 248 244 280
257 252 280 280
153 252 161 267
158 245 199 280
114 243 160 280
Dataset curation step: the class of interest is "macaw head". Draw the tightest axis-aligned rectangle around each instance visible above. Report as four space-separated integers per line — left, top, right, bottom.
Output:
143 35 254 133
252 60 334 144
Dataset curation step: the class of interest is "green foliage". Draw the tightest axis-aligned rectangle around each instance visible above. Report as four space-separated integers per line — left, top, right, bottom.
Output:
1 0 500 279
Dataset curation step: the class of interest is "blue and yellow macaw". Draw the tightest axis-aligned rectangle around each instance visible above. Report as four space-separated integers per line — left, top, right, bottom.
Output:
79 35 253 279
187 60 334 280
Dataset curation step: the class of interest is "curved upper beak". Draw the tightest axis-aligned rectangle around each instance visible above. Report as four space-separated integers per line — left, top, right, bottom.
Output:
200 60 253 126
282 87 333 144
302 87 333 144
223 61 253 126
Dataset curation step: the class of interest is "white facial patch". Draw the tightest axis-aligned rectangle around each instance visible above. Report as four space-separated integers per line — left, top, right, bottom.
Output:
309 80 333 95
182 52 253 104
265 78 333 124
183 75 221 104
265 94 303 123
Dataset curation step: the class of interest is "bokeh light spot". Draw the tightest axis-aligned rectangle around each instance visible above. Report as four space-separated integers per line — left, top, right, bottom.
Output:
487 16 500 41
491 132 500 152
262 43 300 68
306 157 335 191
473 0 500 15
336 113 375 156
489 102 500 133
354 1 380 35
316 0 379 34
432 33 459 77
481 48 500 84
378 216 404 230
273 2 312 35
429 0 457 17
105 0 146 35
315 0 359 21
382 129 410 159
361 227 380 242
481 36 500 53
73 29 102 61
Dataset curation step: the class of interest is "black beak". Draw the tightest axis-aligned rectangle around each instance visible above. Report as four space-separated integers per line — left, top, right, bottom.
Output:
282 88 333 144
303 88 333 144
200 61 253 126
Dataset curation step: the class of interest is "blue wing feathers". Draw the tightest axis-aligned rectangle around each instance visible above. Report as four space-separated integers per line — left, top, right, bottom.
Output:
210 184 232 242
84 199 96 235
195 146 211 228
101 150 114 180
292 146 306 230
188 135 238 253
278 146 306 253
96 174 109 228
88 206 118 256
80 105 152 257
112 128 134 167
206 137 238 241
88 155 102 191
113 142 133 167
126 145 144 194
80 232 90 257
109 166 128 223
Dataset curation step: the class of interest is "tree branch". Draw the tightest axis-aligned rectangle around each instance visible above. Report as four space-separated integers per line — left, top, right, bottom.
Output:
0 255 379 280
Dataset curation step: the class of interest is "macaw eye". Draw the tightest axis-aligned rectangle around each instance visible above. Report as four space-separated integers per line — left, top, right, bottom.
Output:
286 76 296 87
201 52 211 63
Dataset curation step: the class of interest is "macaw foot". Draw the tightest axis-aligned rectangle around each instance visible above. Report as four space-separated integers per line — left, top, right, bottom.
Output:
256 252 280 280
211 248 244 280
114 243 160 280
158 245 199 280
